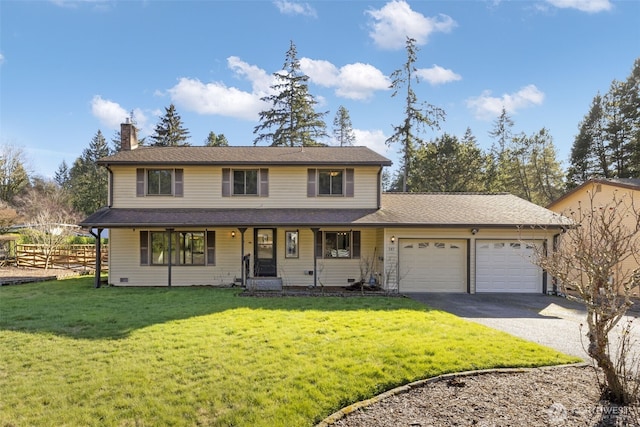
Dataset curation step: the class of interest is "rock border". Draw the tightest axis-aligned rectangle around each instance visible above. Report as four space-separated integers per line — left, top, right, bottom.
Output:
315 362 589 426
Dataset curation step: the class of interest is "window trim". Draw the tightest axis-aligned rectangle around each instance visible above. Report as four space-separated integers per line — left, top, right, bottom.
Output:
141 230 214 266
316 230 361 259
136 168 183 197
307 168 354 198
233 169 259 196
318 169 344 196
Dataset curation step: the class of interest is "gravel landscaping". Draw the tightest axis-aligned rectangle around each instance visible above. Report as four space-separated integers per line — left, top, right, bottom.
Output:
326 364 640 427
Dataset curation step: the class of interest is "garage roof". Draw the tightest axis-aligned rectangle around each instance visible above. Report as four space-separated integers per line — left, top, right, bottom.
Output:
80 193 571 229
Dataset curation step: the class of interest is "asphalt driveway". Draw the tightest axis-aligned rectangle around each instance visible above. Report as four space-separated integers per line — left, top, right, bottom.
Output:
406 293 616 361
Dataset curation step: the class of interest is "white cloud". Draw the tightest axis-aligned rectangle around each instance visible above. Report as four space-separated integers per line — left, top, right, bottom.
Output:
90 95 128 130
301 58 390 100
545 0 612 13
90 96 151 134
465 85 545 120
273 0 317 17
167 78 265 121
227 56 275 96
353 128 391 157
366 0 456 50
0 53 5 65
416 65 462 85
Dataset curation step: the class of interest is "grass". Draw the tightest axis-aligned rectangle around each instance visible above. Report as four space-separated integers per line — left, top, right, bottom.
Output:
0 277 580 426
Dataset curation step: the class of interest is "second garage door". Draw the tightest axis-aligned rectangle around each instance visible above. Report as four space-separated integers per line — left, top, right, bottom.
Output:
475 240 543 293
399 239 467 292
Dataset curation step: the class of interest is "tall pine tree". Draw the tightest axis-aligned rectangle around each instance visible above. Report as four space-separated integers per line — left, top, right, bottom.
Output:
332 105 356 146
253 41 328 147
386 37 445 192
150 104 191 147
67 130 111 215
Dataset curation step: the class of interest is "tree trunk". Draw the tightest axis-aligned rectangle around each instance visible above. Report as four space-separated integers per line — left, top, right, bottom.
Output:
588 311 627 404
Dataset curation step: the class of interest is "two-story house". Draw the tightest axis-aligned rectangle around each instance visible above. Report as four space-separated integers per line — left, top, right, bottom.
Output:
80 122 570 293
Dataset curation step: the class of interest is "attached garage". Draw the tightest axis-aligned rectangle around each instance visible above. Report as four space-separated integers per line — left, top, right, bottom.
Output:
398 239 467 292
475 240 544 293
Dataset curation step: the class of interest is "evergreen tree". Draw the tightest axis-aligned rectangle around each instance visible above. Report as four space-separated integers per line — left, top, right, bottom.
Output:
386 37 445 192
54 160 70 189
487 108 515 192
567 57 640 185
332 105 356 146
253 41 328 147
205 132 229 147
409 133 487 192
150 104 191 147
67 130 111 215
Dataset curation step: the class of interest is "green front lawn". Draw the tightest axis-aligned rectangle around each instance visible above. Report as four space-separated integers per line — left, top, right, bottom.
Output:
0 277 579 426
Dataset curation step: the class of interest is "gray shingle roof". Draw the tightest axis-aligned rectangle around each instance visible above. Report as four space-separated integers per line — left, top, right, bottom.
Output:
99 146 392 166
80 193 571 229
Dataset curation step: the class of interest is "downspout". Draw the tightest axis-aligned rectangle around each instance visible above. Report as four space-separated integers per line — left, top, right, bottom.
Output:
377 167 382 209
311 227 320 287
105 165 114 207
238 228 247 287
89 228 103 288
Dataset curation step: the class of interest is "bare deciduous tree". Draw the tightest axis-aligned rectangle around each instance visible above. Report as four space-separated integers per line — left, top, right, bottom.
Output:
536 190 640 404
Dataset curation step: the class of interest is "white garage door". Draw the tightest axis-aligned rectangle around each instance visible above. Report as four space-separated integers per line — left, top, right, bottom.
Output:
476 240 543 293
399 239 466 292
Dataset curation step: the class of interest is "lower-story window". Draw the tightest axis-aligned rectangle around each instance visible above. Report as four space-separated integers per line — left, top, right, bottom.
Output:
316 230 361 259
141 230 214 265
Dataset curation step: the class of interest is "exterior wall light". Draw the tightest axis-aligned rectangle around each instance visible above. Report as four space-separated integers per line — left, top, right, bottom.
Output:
231 230 236 238
471 228 478 235
391 235 395 244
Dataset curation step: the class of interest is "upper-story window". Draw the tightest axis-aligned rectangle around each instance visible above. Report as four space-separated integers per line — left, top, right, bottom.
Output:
307 168 354 198
147 169 173 195
233 170 258 195
136 168 183 197
222 168 268 197
318 170 343 195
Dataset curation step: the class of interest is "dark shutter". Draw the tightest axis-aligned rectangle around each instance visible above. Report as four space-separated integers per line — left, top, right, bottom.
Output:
174 169 184 197
352 231 361 258
140 231 149 265
345 168 354 197
315 230 323 258
222 168 231 197
206 231 216 265
136 168 145 197
307 169 316 197
260 168 269 197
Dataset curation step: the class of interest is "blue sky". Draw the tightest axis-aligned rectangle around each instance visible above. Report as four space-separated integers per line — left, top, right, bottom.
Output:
1 0 638 179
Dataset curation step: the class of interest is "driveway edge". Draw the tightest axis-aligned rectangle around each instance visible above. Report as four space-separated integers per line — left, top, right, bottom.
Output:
315 362 590 426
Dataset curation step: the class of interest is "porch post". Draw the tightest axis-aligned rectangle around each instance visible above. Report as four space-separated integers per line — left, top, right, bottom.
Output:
311 227 320 288
167 228 174 287
238 228 247 287
90 228 103 288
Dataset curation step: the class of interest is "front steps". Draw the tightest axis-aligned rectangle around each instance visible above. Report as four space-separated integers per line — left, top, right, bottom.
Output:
246 277 283 291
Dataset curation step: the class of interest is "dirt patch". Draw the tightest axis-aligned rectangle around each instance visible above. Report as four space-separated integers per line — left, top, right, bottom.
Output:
0 266 86 285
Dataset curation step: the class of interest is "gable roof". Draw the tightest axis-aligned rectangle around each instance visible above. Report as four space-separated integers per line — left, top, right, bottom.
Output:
547 178 640 209
80 193 570 229
99 146 392 166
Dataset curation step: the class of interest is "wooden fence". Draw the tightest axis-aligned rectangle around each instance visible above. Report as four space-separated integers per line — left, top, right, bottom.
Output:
15 244 108 271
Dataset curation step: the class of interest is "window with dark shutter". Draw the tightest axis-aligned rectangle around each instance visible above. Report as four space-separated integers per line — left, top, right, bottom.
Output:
206 231 216 265
136 169 145 196
307 169 316 197
315 230 323 258
174 169 183 197
352 230 361 258
222 168 231 197
140 231 149 265
345 168 354 197
260 168 269 197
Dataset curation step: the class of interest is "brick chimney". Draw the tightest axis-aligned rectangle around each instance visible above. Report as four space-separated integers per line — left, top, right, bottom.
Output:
120 119 139 151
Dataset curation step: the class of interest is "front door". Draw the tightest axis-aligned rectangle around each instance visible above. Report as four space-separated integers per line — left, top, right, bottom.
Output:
254 228 276 277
